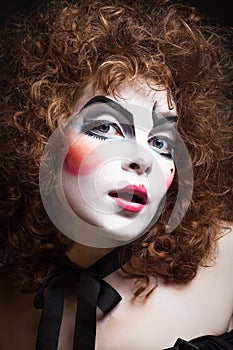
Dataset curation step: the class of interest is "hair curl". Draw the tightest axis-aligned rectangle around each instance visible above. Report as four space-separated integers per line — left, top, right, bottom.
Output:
0 0 232 294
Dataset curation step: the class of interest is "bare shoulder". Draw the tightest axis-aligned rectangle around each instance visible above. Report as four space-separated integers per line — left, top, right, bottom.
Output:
217 221 233 256
211 222 233 279
212 221 233 322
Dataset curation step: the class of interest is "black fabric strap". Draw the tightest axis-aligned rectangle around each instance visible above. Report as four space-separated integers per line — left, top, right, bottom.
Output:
34 248 123 350
165 329 233 350
35 285 65 350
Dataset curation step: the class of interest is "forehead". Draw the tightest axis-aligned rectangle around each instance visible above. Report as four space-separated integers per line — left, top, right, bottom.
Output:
105 83 177 131
74 81 177 118
108 83 176 116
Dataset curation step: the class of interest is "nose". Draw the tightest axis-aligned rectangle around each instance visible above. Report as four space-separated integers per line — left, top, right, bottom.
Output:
122 156 152 175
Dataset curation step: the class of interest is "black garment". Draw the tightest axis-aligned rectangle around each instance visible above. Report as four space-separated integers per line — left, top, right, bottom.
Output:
165 329 233 349
34 248 123 350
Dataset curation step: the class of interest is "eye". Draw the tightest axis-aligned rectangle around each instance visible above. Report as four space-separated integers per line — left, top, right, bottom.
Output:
148 136 173 159
84 122 124 141
98 124 111 133
151 138 165 149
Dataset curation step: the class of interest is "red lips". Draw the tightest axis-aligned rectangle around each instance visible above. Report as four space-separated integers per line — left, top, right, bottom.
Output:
108 184 148 212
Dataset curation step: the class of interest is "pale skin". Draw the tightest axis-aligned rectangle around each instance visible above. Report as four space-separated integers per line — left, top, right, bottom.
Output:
51 80 176 247
0 82 232 350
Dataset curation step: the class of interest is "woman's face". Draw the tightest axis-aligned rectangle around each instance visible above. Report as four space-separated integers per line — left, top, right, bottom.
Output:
60 82 177 245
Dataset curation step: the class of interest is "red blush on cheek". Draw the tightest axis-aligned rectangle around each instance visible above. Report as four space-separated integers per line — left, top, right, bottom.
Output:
165 168 175 189
63 138 100 176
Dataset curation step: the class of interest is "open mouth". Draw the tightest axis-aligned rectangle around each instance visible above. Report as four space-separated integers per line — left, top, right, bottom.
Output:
108 185 147 212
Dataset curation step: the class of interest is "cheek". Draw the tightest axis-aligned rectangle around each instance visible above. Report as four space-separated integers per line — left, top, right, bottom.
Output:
63 136 102 176
161 161 175 189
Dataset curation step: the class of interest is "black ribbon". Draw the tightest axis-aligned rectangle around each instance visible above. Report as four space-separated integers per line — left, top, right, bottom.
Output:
34 248 123 350
34 246 233 350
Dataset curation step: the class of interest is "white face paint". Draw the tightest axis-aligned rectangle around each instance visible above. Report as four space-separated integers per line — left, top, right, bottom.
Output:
61 83 177 244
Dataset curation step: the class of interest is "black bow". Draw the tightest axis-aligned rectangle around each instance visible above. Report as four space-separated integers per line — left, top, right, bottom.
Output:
34 248 123 350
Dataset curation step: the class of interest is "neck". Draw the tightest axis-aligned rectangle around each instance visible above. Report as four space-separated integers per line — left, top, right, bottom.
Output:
66 242 114 269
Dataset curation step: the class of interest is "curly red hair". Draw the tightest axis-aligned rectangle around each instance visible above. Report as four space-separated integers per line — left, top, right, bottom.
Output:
0 0 232 293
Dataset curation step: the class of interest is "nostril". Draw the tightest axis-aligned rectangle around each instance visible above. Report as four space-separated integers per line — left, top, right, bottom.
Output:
129 163 140 170
122 158 152 175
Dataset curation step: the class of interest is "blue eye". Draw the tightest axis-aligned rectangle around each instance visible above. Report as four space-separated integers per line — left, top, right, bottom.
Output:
97 124 111 133
152 139 164 149
149 136 173 159
83 122 124 141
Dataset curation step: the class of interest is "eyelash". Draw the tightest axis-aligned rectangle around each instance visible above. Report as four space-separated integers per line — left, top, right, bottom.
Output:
83 123 123 140
84 130 108 141
84 123 174 159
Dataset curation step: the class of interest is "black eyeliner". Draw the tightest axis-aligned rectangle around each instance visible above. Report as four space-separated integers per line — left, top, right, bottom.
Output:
81 119 115 133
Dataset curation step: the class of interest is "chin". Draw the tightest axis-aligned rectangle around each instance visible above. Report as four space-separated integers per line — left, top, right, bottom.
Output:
101 226 146 243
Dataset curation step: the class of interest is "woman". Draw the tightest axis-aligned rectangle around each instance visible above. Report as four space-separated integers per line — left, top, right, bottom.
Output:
0 0 232 349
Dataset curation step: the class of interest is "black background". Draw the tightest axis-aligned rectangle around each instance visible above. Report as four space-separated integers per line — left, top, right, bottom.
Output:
0 0 232 27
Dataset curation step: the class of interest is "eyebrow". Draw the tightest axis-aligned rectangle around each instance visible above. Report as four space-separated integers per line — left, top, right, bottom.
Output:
81 95 134 125
81 95 178 129
152 101 178 127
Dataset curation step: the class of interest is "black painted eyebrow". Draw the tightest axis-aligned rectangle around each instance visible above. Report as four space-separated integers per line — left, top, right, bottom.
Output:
81 95 178 131
152 101 178 127
81 95 134 125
